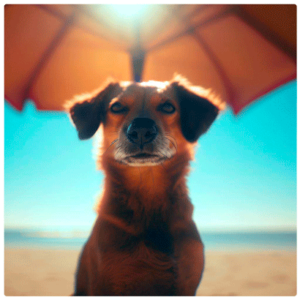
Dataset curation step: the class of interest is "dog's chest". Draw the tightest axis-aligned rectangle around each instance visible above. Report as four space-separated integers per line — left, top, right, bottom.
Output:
100 240 177 295
96 219 178 295
142 221 174 253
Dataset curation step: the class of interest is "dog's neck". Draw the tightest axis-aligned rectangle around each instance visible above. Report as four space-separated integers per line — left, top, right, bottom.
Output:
97 152 193 227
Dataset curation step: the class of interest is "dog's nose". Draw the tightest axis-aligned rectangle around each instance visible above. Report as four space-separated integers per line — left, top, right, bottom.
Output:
127 118 158 149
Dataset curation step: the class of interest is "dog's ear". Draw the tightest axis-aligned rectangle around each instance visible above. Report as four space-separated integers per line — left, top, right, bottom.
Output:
171 79 221 143
65 80 122 140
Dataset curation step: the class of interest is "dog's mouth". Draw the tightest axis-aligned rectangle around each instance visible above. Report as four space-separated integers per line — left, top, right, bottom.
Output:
123 152 167 166
130 153 159 159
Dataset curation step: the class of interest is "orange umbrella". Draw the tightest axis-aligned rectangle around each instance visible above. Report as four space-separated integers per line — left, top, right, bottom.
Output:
5 4 296 113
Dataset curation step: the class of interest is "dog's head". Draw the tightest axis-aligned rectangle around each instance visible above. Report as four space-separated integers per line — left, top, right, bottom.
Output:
66 76 223 167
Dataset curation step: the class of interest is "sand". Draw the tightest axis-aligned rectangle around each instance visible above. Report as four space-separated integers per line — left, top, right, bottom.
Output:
198 251 296 296
4 248 296 296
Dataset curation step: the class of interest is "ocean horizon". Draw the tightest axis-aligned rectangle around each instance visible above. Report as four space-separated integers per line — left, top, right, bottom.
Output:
4 229 297 252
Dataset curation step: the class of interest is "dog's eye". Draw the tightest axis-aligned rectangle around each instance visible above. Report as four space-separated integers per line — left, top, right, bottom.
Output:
110 102 128 114
159 102 176 114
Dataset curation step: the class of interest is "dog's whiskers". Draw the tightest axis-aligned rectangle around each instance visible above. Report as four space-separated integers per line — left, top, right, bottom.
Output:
102 139 119 156
165 134 178 152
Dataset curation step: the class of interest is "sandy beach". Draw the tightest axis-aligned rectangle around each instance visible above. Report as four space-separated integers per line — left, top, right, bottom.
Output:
4 248 296 296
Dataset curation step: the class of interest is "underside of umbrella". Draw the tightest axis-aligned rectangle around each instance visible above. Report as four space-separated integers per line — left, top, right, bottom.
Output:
5 4 296 113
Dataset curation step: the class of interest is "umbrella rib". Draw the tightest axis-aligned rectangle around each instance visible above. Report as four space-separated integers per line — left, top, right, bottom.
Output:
147 7 232 52
142 5 180 46
24 9 77 102
170 7 235 105
182 4 212 19
74 5 129 47
233 6 296 62
144 5 210 48
191 31 235 105
36 5 127 51
36 4 70 21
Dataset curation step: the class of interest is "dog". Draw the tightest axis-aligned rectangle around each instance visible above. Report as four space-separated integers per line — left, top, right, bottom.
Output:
66 75 222 296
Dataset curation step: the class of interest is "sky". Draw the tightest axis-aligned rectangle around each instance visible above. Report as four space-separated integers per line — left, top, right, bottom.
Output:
4 80 296 232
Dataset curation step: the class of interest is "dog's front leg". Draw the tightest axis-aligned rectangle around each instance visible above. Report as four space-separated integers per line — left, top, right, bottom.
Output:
74 239 104 296
74 242 92 296
174 222 205 296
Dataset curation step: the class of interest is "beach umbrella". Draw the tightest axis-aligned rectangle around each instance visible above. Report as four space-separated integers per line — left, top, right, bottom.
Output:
5 4 296 113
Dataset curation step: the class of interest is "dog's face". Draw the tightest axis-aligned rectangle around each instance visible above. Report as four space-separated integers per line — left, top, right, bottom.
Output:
103 83 179 166
66 77 222 168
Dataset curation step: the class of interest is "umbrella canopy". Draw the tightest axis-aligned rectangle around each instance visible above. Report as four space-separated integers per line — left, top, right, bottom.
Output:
5 4 296 113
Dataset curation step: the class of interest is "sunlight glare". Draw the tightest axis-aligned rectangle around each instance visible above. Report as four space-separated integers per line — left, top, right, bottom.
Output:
110 5 148 20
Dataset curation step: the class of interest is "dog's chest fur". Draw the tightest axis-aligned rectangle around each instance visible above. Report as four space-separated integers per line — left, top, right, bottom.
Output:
94 218 177 295
77 186 192 296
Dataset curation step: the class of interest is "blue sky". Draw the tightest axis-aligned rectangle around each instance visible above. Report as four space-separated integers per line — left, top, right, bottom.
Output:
4 81 296 232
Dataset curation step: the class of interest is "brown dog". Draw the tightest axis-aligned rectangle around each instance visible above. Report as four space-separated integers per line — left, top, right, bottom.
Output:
66 76 222 296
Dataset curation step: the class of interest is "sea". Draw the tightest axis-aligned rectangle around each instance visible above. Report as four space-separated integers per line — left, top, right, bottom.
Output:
4 229 296 252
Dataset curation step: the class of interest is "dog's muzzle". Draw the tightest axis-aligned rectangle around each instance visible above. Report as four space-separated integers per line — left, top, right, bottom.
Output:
126 118 158 150
114 117 174 166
